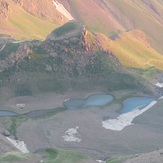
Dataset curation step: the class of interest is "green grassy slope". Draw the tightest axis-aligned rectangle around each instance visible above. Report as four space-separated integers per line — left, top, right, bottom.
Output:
46 21 81 40
45 148 87 163
106 0 163 54
107 30 163 69
0 148 89 163
0 0 59 40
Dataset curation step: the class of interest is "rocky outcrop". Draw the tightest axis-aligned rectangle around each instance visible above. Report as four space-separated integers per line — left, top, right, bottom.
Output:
0 0 10 19
0 43 32 72
3 130 10 137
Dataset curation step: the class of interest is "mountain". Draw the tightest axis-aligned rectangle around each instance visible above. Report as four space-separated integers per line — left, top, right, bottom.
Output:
0 2 163 162
0 0 72 40
108 29 163 69
60 0 163 54
0 0 163 54
0 21 156 97
0 0 162 95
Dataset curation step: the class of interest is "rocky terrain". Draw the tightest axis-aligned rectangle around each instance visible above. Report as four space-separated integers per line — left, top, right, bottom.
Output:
1 21 160 99
124 149 163 163
0 1 163 163
0 0 162 53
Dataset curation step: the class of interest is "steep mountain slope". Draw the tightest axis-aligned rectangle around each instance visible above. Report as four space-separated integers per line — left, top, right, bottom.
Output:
11 0 74 21
108 29 163 69
0 0 162 55
0 0 71 40
60 0 163 54
0 21 152 96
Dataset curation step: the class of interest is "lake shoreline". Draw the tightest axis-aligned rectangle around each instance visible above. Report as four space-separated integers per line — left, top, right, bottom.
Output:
102 100 157 131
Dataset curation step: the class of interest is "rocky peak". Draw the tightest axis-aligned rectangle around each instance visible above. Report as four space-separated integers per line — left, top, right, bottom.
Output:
46 21 111 53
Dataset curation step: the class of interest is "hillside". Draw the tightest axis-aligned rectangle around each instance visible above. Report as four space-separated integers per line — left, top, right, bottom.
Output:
0 0 162 55
60 0 163 54
108 29 163 69
0 1 163 163
0 0 71 40
0 21 154 97
0 19 163 163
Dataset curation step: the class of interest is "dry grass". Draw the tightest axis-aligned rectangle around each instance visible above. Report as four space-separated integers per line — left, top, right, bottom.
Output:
107 30 163 70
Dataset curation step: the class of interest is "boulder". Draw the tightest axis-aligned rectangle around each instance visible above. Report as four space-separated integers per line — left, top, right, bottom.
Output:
3 130 11 137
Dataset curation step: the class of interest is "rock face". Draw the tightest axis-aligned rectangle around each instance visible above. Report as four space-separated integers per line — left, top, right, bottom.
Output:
0 43 32 72
46 21 96 52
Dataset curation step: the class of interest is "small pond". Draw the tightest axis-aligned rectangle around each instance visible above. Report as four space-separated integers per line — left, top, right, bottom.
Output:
64 94 113 110
119 97 154 113
0 110 18 117
0 95 155 117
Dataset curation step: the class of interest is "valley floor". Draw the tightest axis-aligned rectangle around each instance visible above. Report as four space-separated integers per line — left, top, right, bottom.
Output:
0 89 163 162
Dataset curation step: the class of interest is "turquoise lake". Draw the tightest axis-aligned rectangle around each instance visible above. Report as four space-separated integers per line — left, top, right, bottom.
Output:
64 94 154 113
64 94 113 110
0 95 154 117
120 97 154 113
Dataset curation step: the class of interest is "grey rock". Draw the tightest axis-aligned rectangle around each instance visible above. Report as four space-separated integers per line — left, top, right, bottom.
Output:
3 130 11 137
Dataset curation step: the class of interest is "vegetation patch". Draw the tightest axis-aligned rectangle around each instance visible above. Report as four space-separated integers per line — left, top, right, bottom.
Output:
109 30 163 70
0 43 19 60
53 22 79 37
8 116 28 138
0 152 31 163
107 155 134 163
44 148 86 163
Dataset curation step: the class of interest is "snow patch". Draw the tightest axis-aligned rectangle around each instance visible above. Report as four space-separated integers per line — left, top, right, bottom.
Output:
6 137 29 153
96 160 106 163
0 45 5 51
52 0 74 20
63 126 81 142
16 103 25 109
155 82 163 88
12 40 24 44
159 96 163 100
102 101 157 131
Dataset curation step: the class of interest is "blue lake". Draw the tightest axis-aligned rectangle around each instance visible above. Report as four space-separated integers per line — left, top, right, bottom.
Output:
64 94 154 113
64 94 113 110
0 110 18 117
0 96 154 117
63 99 85 110
85 94 113 107
120 97 154 113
